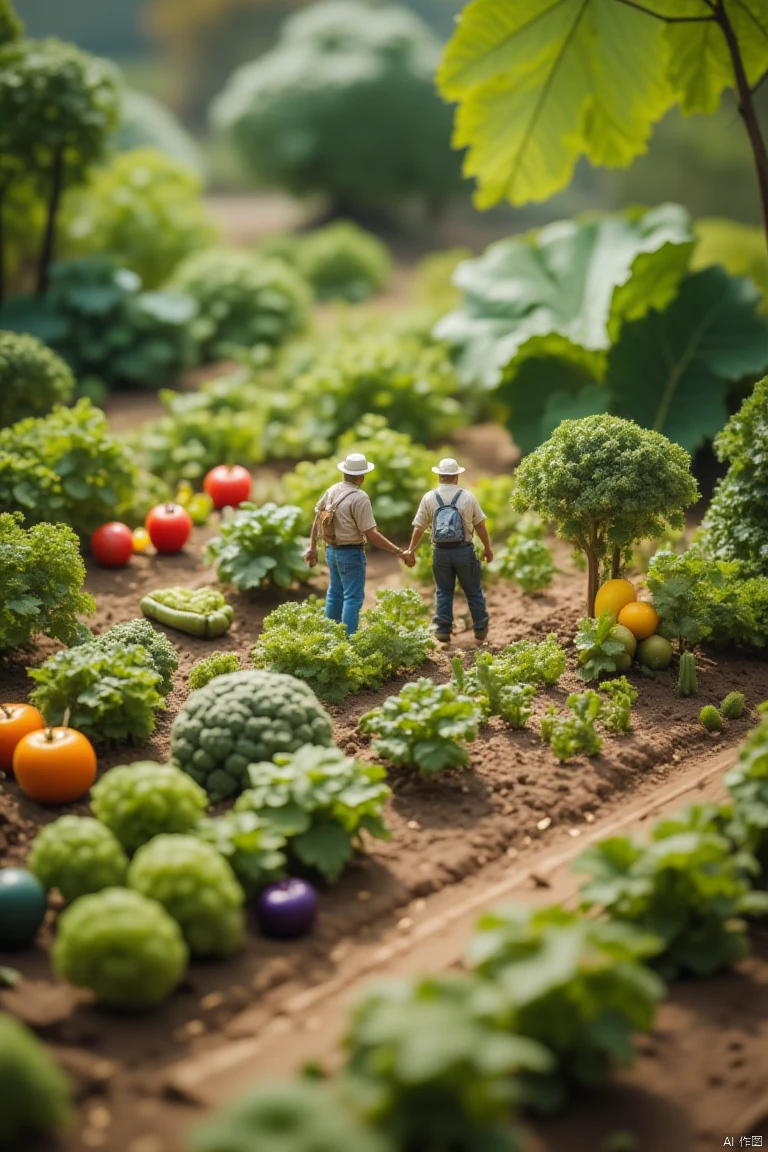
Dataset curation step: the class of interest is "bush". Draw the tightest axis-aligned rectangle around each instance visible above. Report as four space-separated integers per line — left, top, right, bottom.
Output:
360 678 482 775
0 331 74 426
189 651 240 692
0 1013 71 1147
210 1 465 210
91 761 209 854
64 147 217 288
698 376 768 577
271 221 393 302
27 816 129 903
495 535 554 593
0 398 139 535
167 248 311 360
206 502 310 590
283 414 435 536
0 513 94 656
28 641 165 745
236 744 391 883
0 257 198 392
93 618 178 696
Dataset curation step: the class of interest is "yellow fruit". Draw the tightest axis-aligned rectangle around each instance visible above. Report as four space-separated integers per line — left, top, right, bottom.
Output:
594 579 636 621
132 527 151 554
617 601 659 641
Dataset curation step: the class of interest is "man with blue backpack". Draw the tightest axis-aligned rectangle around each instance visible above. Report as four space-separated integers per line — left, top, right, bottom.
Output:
405 456 493 644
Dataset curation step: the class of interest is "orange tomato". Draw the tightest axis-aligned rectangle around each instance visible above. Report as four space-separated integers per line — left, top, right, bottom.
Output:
594 579 636 621
0 704 45 770
617 601 660 641
13 727 97 804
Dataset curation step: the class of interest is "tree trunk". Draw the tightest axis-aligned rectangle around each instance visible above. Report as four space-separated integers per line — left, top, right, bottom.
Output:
715 0 768 253
36 147 64 296
586 548 600 617
611 546 622 579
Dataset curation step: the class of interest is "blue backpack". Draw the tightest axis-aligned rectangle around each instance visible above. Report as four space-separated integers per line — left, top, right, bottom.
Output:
431 490 465 544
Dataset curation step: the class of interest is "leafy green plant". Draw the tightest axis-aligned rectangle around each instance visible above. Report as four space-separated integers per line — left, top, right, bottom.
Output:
265 220 393 302
574 613 626 683
541 692 604 763
725 709 768 876
52 887 188 1009
211 1 465 211
698 376 768 578
435 209 768 455
0 512 94 656
250 599 364 703
27 816 128 903
722 692 746 720
513 415 698 614
466 905 664 1113
0 257 198 392
700 705 723 733
494 535 554 594
350 588 435 689
0 36 120 298
599 677 638 734
236 745 391 884
93 618 178 696
189 651 240 691
451 653 535 729
206 502 309 590
360 678 482 776
194 812 287 896
28 641 165 745
437 0 768 227
0 1012 71 1146
342 973 549 1152
170 669 334 802
493 635 567 688
63 147 217 288
128 834 245 958
0 330 74 426
192 1079 395 1152
167 248 311 360
282 414 436 536
91 761 209 854
0 398 139 535
575 822 768 979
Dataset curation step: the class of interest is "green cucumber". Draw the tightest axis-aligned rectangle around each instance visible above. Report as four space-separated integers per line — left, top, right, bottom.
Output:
140 594 234 638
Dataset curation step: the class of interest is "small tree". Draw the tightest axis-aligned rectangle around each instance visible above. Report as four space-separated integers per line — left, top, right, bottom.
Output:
513 415 698 615
0 38 119 299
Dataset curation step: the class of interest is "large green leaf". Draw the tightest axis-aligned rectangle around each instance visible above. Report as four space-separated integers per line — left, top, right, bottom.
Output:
607 267 768 451
498 354 606 455
691 217 768 311
438 0 674 208
434 205 693 388
438 0 767 209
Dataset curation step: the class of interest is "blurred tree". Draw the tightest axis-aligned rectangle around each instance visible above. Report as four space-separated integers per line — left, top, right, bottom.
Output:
0 0 21 44
211 1 466 214
0 39 120 299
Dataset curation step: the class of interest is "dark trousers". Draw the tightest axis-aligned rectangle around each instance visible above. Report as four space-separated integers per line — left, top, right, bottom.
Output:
432 543 489 634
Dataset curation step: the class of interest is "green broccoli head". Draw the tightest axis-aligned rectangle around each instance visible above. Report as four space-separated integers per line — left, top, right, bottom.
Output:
189 651 241 692
91 761 209 854
52 888 188 1009
27 816 129 903
128 835 245 958
170 669 334 801
96 618 179 696
0 1013 71 1146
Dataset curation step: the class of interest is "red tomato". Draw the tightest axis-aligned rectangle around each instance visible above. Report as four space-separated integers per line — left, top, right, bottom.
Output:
145 503 193 553
203 465 252 509
90 522 134 567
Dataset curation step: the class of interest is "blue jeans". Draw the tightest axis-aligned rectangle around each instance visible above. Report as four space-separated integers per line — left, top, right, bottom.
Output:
433 544 489 635
325 545 366 635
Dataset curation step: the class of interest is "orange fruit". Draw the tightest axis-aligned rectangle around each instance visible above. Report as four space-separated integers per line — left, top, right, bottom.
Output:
0 704 45 770
594 579 636 621
617 601 660 641
13 727 97 804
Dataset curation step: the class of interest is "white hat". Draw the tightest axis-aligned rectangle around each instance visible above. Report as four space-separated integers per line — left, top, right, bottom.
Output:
432 456 466 476
338 451 375 475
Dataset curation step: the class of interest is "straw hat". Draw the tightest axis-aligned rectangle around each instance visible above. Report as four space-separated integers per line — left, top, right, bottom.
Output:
338 452 376 475
432 456 466 476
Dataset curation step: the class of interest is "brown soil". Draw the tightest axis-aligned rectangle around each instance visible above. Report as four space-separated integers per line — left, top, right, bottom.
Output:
2 406 768 1152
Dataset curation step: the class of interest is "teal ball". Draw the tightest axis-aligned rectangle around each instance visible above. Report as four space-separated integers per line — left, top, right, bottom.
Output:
0 868 47 949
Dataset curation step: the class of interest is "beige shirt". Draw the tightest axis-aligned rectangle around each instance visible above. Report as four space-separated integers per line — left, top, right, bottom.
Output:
413 484 486 542
315 481 376 544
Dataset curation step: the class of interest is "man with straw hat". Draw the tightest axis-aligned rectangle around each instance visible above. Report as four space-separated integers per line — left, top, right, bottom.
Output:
404 456 492 644
304 451 414 635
